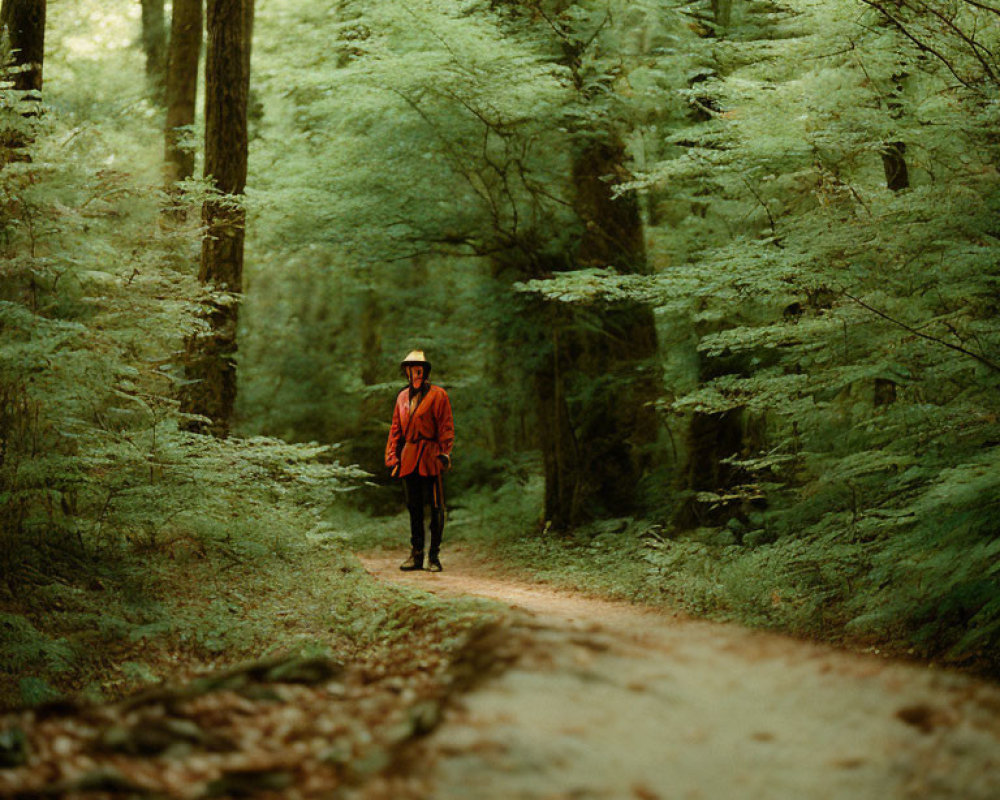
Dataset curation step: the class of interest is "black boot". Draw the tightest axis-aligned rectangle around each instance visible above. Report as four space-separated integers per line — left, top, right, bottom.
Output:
400 550 423 571
426 506 444 572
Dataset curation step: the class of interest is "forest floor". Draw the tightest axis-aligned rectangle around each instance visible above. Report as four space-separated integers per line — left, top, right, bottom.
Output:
2 542 1000 799
358 545 1000 800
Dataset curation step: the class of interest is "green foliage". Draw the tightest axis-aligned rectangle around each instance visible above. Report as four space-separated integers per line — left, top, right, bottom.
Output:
120 660 158 684
0 613 75 674
0 2 377 708
240 0 581 492
847 450 1000 656
0 141 361 561
18 677 61 707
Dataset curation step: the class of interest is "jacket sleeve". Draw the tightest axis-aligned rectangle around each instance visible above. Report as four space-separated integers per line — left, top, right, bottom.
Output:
385 395 403 468
436 390 454 459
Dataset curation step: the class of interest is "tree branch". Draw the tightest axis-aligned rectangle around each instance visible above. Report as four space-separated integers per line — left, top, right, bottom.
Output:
842 291 1000 374
905 0 999 84
962 0 1000 18
857 0 981 93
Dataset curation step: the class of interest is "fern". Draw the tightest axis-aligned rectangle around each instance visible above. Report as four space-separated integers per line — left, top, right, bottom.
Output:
0 613 75 674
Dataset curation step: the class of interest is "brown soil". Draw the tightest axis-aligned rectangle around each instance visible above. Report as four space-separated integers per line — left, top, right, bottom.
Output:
359 547 1000 800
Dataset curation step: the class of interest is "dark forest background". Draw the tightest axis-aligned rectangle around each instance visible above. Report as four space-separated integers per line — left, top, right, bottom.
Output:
2 0 999 707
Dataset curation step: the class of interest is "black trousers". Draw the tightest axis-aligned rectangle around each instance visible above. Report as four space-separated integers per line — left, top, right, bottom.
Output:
402 473 445 556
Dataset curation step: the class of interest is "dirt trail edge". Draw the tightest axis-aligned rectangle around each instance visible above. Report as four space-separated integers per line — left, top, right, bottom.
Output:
359 548 1000 800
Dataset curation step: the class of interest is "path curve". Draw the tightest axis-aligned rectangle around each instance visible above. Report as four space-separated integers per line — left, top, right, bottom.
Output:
359 548 1000 800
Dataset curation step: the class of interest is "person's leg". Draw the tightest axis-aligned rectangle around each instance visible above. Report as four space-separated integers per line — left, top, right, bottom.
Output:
427 473 445 572
400 474 425 570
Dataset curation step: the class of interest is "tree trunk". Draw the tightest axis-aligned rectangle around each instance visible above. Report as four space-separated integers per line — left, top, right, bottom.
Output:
163 0 202 201
677 401 745 528
535 301 660 529
139 0 166 100
676 308 776 528
358 284 386 462
881 141 909 191
180 0 253 437
711 0 734 29
353 286 401 512
0 0 45 95
572 140 647 272
881 65 908 191
535 137 661 530
0 0 44 158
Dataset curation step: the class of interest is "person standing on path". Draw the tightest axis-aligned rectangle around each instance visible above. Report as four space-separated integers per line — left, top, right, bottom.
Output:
385 350 454 572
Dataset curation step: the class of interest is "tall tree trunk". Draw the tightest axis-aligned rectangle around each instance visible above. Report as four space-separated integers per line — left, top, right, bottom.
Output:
573 140 648 272
163 0 202 202
678 67 750 523
538 303 659 529
535 137 660 530
180 0 253 436
480 2 661 529
139 0 166 100
0 0 45 96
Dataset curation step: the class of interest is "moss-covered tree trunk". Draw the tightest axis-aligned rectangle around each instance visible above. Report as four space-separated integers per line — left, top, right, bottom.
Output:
477 1 661 529
163 0 202 202
535 138 660 530
180 0 253 436
139 0 167 100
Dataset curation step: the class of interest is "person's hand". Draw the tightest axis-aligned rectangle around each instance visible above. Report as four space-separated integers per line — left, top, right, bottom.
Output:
437 453 451 471
390 464 399 478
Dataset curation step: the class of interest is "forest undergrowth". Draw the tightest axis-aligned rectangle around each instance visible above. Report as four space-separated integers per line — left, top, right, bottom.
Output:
0 526 498 712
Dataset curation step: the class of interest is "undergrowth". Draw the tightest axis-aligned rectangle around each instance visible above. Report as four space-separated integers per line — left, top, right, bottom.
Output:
1 517 502 711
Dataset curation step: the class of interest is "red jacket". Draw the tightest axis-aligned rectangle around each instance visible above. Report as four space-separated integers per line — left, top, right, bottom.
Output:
385 383 454 477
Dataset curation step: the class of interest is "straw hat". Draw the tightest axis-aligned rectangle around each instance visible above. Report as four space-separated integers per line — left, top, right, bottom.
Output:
400 350 431 377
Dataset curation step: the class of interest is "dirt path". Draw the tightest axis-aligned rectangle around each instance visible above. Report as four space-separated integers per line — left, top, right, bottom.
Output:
359 548 1000 800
